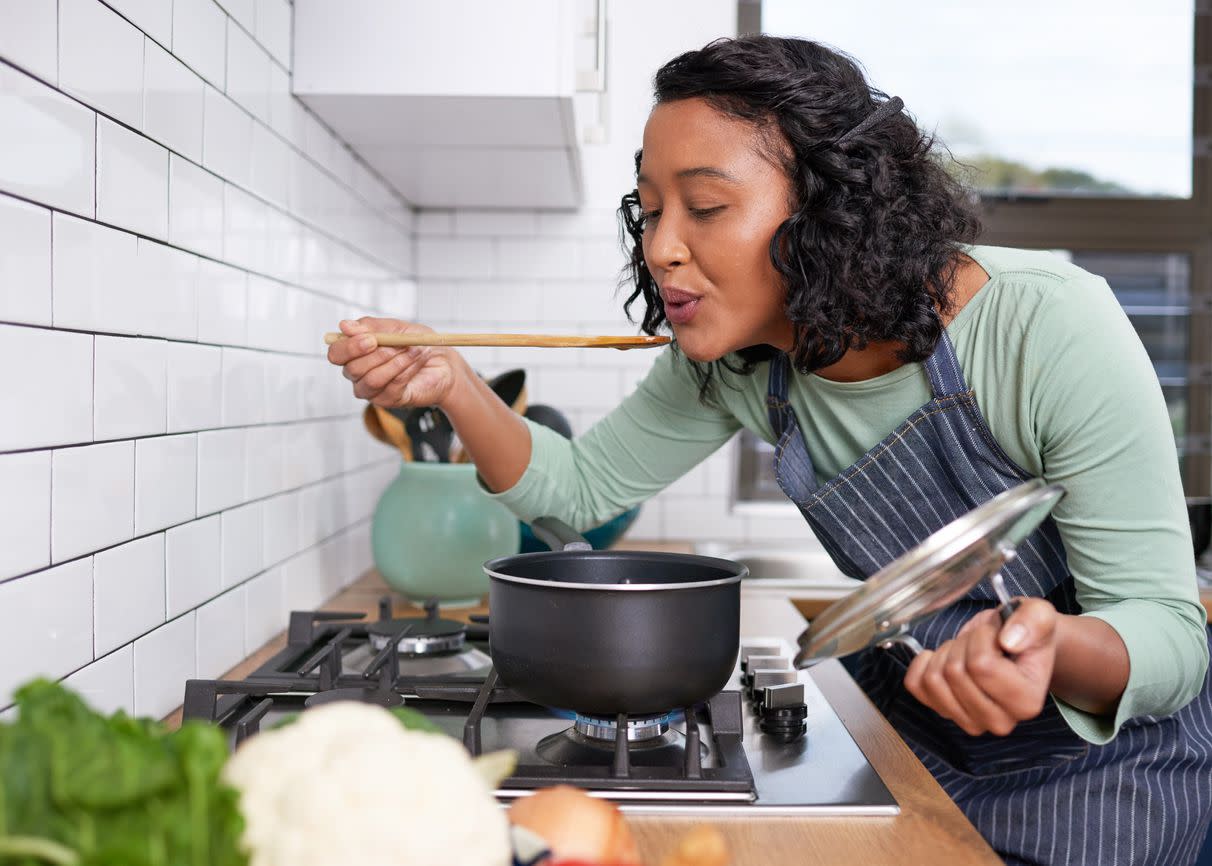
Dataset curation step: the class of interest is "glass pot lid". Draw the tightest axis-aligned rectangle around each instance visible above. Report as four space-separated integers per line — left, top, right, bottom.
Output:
794 478 1066 667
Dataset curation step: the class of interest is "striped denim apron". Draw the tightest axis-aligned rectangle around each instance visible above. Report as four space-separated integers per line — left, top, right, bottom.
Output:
766 333 1212 865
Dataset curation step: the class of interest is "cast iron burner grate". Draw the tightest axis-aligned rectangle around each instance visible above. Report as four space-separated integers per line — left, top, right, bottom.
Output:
457 669 755 796
240 596 490 688
365 600 469 656
181 667 756 800
537 711 707 769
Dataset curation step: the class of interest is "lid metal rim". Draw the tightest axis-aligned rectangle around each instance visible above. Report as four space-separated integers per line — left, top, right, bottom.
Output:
483 567 745 592
800 480 1064 657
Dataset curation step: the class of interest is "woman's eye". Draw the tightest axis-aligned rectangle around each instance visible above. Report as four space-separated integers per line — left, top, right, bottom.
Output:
690 206 725 219
640 209 661 225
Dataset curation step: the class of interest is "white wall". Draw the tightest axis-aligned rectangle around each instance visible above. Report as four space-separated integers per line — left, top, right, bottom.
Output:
414 0 820 548
0 0 414 718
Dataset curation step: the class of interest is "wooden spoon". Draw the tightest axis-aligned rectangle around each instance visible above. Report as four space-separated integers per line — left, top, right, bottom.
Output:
323 332 671 350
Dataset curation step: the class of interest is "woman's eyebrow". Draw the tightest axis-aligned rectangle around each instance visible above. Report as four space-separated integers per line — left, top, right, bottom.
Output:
677 166 742 184
636 167 742 186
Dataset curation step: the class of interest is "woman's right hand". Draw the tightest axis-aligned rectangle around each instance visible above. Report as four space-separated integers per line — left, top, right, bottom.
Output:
326 317 463 410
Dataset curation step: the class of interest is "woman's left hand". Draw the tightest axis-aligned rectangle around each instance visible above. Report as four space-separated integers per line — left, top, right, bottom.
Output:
902 598 1060 737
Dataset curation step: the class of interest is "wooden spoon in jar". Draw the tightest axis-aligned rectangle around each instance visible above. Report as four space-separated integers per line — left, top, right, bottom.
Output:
323 332 671 351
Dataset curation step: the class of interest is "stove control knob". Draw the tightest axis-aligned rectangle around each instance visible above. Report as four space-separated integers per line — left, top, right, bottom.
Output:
750 668 797 705
743 655 791 695
740 644 782 673
759 682 808 743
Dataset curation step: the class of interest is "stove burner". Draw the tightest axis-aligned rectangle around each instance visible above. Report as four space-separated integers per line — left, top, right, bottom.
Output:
536 712 708 769
304 687 404 708
574 712 672 742
367 617 467 656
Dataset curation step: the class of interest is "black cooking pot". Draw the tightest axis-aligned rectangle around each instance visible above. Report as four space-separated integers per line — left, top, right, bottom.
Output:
484 517 745 716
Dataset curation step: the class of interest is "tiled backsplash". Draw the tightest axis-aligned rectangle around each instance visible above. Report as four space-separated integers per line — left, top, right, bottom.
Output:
0 0 413 718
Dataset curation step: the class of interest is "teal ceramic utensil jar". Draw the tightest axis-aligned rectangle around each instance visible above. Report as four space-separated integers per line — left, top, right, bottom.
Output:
371 461 520 606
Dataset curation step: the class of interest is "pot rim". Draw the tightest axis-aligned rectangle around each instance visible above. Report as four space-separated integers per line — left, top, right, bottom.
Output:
483 550 746 592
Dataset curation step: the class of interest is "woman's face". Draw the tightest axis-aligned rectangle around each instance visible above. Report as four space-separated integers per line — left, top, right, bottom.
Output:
637 97 796 362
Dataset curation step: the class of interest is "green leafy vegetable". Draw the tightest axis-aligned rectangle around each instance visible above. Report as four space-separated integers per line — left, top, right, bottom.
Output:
267 713 299 731
0 680 246 866
388 706 443 734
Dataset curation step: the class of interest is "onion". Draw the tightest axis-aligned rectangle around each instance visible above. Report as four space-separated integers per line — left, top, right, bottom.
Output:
507 786 641 865
658 825 729 866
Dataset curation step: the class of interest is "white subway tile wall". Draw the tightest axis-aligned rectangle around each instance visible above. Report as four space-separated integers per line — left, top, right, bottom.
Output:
143 41 205 162
0 324 94 450
0 65 96 215
51 441 136 562
134 434 198 535
0 195 53 326
0 450 51 577
0 0 57 84
58 0 145 130
96 117 171 240
93 335 168 440
63 644 135 716
195 586 248 683
0 0 409 719
132 611 196 718
0 559 93 706
93 534 166 658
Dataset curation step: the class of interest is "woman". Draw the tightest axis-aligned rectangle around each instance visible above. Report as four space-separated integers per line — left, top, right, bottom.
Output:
329 35 1212 865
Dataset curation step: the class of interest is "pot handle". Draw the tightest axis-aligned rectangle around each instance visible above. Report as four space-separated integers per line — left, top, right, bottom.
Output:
530 517 593 552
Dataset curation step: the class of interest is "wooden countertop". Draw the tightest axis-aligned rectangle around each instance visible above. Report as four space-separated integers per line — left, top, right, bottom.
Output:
167 561 1000 865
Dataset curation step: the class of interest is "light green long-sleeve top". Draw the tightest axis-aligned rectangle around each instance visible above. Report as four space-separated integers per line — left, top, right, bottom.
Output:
490 244 1209 745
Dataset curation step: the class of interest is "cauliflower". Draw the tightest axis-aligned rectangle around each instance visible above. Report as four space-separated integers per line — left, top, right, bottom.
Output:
222 701 512 866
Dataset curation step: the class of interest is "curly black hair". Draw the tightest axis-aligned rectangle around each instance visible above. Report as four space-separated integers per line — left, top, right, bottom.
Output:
617 35 982 402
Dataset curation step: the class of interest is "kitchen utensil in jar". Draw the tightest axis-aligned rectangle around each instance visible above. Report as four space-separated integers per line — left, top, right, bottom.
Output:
484 518 745 716
403 405 453 463
362 404 414 461
793 478 1066 668
324 332 671 350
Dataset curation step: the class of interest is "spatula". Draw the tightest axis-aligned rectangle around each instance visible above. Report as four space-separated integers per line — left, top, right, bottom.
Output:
323 332 671 350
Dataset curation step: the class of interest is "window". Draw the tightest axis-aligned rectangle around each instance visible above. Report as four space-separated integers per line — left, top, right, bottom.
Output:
733 1 1211 504
761 0 1195 200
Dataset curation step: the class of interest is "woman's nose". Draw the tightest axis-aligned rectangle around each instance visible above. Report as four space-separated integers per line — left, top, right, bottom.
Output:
644 214 690 272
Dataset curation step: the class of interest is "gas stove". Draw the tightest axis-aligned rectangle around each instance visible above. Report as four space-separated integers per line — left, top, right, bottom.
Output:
182 598 897 816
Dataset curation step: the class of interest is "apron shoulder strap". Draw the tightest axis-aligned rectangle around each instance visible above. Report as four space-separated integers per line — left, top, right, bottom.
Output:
922 331 968 398
765 353 792 437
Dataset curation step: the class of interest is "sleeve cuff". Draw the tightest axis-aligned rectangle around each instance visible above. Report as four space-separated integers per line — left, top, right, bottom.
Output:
1054 604 1209 745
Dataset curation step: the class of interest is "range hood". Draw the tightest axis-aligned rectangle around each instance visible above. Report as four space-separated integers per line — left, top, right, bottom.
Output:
292 0 596 208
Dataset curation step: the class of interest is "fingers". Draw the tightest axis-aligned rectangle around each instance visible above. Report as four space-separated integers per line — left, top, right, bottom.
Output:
998 597 1058 655
947 623 1021 736
327 318 419 366
328 319 433 407
343 345 416 385
354 348 431 404
327 319 378 366
906 644 983 736
904 605 1057 737
956 608 998 637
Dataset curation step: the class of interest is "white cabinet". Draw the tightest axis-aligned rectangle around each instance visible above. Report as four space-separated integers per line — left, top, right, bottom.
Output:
293 0 601 208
